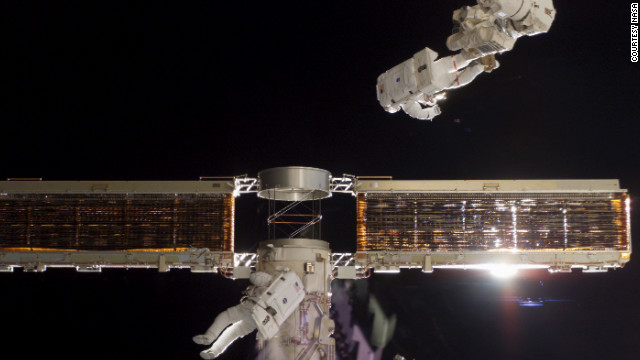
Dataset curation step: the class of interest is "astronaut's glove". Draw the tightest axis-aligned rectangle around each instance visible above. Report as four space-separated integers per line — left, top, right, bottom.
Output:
479 55 498 72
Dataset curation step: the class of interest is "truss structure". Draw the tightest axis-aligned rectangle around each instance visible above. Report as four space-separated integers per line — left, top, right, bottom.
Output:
0 175 631 276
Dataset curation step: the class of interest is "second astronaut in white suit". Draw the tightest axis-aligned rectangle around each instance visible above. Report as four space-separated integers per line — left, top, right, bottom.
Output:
193 272 274 359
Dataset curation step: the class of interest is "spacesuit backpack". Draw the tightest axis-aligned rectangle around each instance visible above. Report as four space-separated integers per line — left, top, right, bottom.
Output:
251 270 305 339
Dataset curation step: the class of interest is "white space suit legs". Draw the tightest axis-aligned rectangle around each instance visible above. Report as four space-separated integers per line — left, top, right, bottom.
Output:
401 102 441 121
195 302 257 359
200 319 256 359
193 272 274 359
448 62 485 89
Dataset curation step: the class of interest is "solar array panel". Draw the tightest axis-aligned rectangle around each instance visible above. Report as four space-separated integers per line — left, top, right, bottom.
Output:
0 193 234 251
357 192 629 252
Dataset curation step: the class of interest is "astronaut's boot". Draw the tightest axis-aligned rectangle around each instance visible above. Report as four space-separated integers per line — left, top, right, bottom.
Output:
200 348 221 359
193 334 215 345
193 307 239 345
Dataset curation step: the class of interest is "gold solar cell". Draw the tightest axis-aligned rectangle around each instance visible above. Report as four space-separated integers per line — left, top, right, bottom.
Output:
357 192 629 252
0 193 234 251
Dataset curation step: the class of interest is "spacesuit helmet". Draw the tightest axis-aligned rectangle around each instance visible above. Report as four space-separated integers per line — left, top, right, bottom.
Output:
250 272 273 287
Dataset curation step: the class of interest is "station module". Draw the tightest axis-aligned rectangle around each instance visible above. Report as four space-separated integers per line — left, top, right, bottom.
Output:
0 167 631 359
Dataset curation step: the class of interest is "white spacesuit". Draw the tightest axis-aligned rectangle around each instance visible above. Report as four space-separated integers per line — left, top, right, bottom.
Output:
193 272 273 359
376 0 555 120
393 51 499 120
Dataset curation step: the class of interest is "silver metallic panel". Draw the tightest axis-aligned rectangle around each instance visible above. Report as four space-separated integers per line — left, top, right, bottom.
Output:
257 167 331 201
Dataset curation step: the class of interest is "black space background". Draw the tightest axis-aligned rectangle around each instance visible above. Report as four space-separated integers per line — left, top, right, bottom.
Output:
1 1 639 359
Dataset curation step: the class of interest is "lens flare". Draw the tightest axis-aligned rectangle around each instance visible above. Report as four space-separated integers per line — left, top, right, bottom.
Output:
489 265 518 278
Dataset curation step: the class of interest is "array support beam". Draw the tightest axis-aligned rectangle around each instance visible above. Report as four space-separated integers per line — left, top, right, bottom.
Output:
0 249 234 273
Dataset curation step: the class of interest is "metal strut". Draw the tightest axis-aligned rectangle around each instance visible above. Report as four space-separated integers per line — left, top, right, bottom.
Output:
267 190 323 239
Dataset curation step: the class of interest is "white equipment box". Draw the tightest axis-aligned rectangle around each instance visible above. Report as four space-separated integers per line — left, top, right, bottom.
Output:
252 271 306 339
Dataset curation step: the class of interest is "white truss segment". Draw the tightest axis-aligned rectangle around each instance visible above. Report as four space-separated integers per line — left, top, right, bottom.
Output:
353 250 631 274
0 249 235 273
233 175 259 196
354 179 624 194
234 252 258 267
331 253 369 279
329 175 356 194
331 253 355 268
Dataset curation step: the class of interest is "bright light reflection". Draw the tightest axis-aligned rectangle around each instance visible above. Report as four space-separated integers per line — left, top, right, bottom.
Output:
489 265 518 278
374 268 400 274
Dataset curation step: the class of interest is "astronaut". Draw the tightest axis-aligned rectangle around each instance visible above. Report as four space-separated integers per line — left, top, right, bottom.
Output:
376 0 555 120
193 271 273 359
378 49 499 120
403 52 499 120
